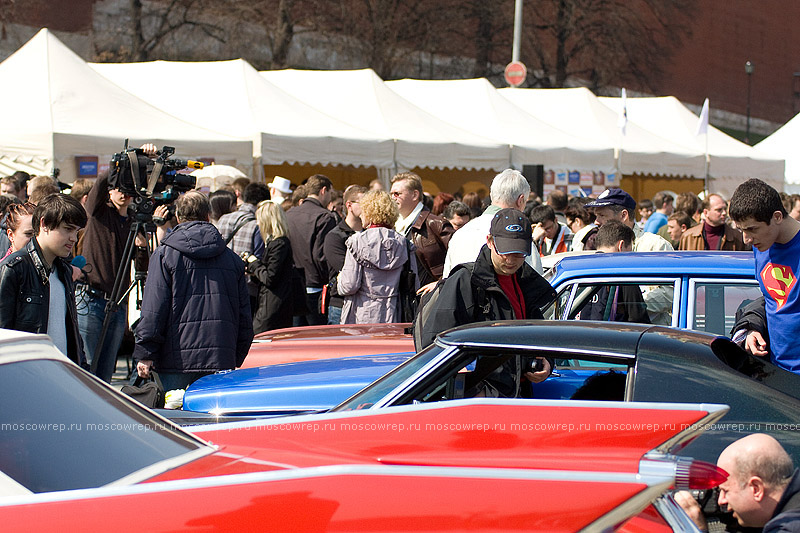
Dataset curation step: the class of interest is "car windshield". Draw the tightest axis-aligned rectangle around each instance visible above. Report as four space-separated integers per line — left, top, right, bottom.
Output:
0 359 208 494
332 343 448 411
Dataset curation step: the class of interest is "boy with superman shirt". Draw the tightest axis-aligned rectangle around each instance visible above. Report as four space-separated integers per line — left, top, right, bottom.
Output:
730 178 800 373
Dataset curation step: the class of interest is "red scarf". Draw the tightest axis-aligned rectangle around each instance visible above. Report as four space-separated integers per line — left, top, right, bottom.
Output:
496 273 526 319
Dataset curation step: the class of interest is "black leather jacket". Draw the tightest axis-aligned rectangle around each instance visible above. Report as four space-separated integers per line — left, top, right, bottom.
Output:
0 238 86 367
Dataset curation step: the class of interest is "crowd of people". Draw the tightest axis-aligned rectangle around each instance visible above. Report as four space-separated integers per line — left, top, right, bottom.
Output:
1 166 799 381
0 162 799 527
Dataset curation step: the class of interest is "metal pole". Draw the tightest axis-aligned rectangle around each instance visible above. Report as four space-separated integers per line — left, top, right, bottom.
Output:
512 0 523 62
745 60 753 144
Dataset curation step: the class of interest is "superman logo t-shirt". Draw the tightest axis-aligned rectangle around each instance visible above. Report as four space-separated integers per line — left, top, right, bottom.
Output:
755 230 800 372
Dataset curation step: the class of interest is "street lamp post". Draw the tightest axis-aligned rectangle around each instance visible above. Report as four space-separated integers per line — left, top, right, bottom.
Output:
745 60 754 144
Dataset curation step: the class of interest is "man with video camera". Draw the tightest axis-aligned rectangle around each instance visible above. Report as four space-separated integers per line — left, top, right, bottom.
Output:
675 434 800 532
76 146 151 382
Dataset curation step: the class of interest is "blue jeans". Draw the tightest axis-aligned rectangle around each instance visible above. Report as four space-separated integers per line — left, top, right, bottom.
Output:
77 290 127 383
327 305 342 325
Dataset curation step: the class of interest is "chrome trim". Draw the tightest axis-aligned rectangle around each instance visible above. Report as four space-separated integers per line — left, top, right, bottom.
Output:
106 447 215 487
653 493 705 532
556 276 680 327
438 340 635 360
579 479 674 532
0 463 675 508
370 344 461 408
189 398 729 433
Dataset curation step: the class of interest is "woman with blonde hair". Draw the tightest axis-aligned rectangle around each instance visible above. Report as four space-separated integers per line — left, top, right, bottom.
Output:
245 200 294 333
338 190 417 324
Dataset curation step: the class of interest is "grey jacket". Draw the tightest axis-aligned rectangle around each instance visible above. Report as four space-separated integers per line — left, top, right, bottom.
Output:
338 226 416 324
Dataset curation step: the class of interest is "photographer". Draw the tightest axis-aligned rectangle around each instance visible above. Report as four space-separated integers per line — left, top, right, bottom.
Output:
76 145 152 382
675 434 800 532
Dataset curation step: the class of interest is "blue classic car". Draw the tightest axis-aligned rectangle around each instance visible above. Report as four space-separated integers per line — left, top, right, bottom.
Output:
181 251 763 418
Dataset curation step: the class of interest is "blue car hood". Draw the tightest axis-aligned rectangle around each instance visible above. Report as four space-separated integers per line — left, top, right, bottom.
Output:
183 353 412 416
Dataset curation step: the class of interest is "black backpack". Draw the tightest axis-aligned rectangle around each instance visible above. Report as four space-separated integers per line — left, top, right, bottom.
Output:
412 263 487 352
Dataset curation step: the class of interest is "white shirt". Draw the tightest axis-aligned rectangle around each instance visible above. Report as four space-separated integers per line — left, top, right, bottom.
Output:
395 202 424 236
442 205 543 277
47 270 68 356
633 225 674 252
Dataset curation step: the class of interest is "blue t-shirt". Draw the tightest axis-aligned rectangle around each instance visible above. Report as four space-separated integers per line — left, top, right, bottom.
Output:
643 212 668 234
755 229 800 372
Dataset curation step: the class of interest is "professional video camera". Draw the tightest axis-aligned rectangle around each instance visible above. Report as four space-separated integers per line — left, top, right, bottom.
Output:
109 143 202 198
108 142 203 222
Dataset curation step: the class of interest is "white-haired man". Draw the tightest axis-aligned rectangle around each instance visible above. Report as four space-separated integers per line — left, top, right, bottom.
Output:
442 169 542 277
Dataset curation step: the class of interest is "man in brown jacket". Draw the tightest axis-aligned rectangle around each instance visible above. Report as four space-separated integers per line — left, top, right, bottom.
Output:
391 172 454 286
679 193 749 251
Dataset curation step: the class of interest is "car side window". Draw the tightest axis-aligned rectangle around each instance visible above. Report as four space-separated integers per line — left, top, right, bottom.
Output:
543 285 574 319
569 282 675 326
692 282 762 335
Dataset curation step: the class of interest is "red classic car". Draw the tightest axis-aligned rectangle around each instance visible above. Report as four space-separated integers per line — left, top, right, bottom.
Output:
243 323 412 368
0 329 725 532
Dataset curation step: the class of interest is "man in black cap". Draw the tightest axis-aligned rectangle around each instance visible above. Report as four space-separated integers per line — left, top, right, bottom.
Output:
415 208 556 397
585 188 673 252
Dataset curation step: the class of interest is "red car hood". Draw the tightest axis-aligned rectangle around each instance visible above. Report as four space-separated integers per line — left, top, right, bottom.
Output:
242 323 413 368
153 400 724 482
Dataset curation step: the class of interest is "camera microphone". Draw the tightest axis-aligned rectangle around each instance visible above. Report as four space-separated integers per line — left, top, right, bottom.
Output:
174 159 204 170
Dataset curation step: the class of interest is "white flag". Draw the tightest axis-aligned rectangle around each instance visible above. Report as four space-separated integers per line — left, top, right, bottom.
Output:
695 98 709 136
617 88 628 135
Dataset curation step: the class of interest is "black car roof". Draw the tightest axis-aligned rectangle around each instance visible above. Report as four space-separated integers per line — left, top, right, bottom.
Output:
437 320 659 359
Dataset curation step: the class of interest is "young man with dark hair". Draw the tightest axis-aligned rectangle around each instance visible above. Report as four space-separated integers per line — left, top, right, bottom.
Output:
0 193 87 365
730 178 800 374
666 211 693 248
286 174 338 325
530 204 572 256
135 191 253 391
580 220 650 324
594 219 635 252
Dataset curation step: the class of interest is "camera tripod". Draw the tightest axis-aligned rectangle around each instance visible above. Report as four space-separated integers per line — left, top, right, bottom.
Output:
89 196 158 378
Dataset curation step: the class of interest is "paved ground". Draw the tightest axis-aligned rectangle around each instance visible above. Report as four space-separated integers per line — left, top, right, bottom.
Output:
109 355 134 391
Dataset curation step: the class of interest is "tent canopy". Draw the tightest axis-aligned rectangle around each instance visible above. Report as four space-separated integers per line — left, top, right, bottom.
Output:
261 69 510 171
90 60 396 170
755 112 800 193
386 78 614 171
0 29 254 182
601 95 784 195
500 87 706 178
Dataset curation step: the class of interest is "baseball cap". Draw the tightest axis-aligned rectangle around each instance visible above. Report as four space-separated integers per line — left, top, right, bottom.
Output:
490 208 532 255
585 188 636 210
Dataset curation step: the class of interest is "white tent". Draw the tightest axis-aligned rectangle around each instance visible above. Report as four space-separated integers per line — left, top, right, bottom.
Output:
0 29 254 183
90 60 396 172
601 96 785 197
386 78 615 171
499 87 706 178
755 113 800 194
261 69 510 171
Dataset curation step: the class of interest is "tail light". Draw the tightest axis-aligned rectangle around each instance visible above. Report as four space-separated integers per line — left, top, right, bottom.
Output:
674 457 728 489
